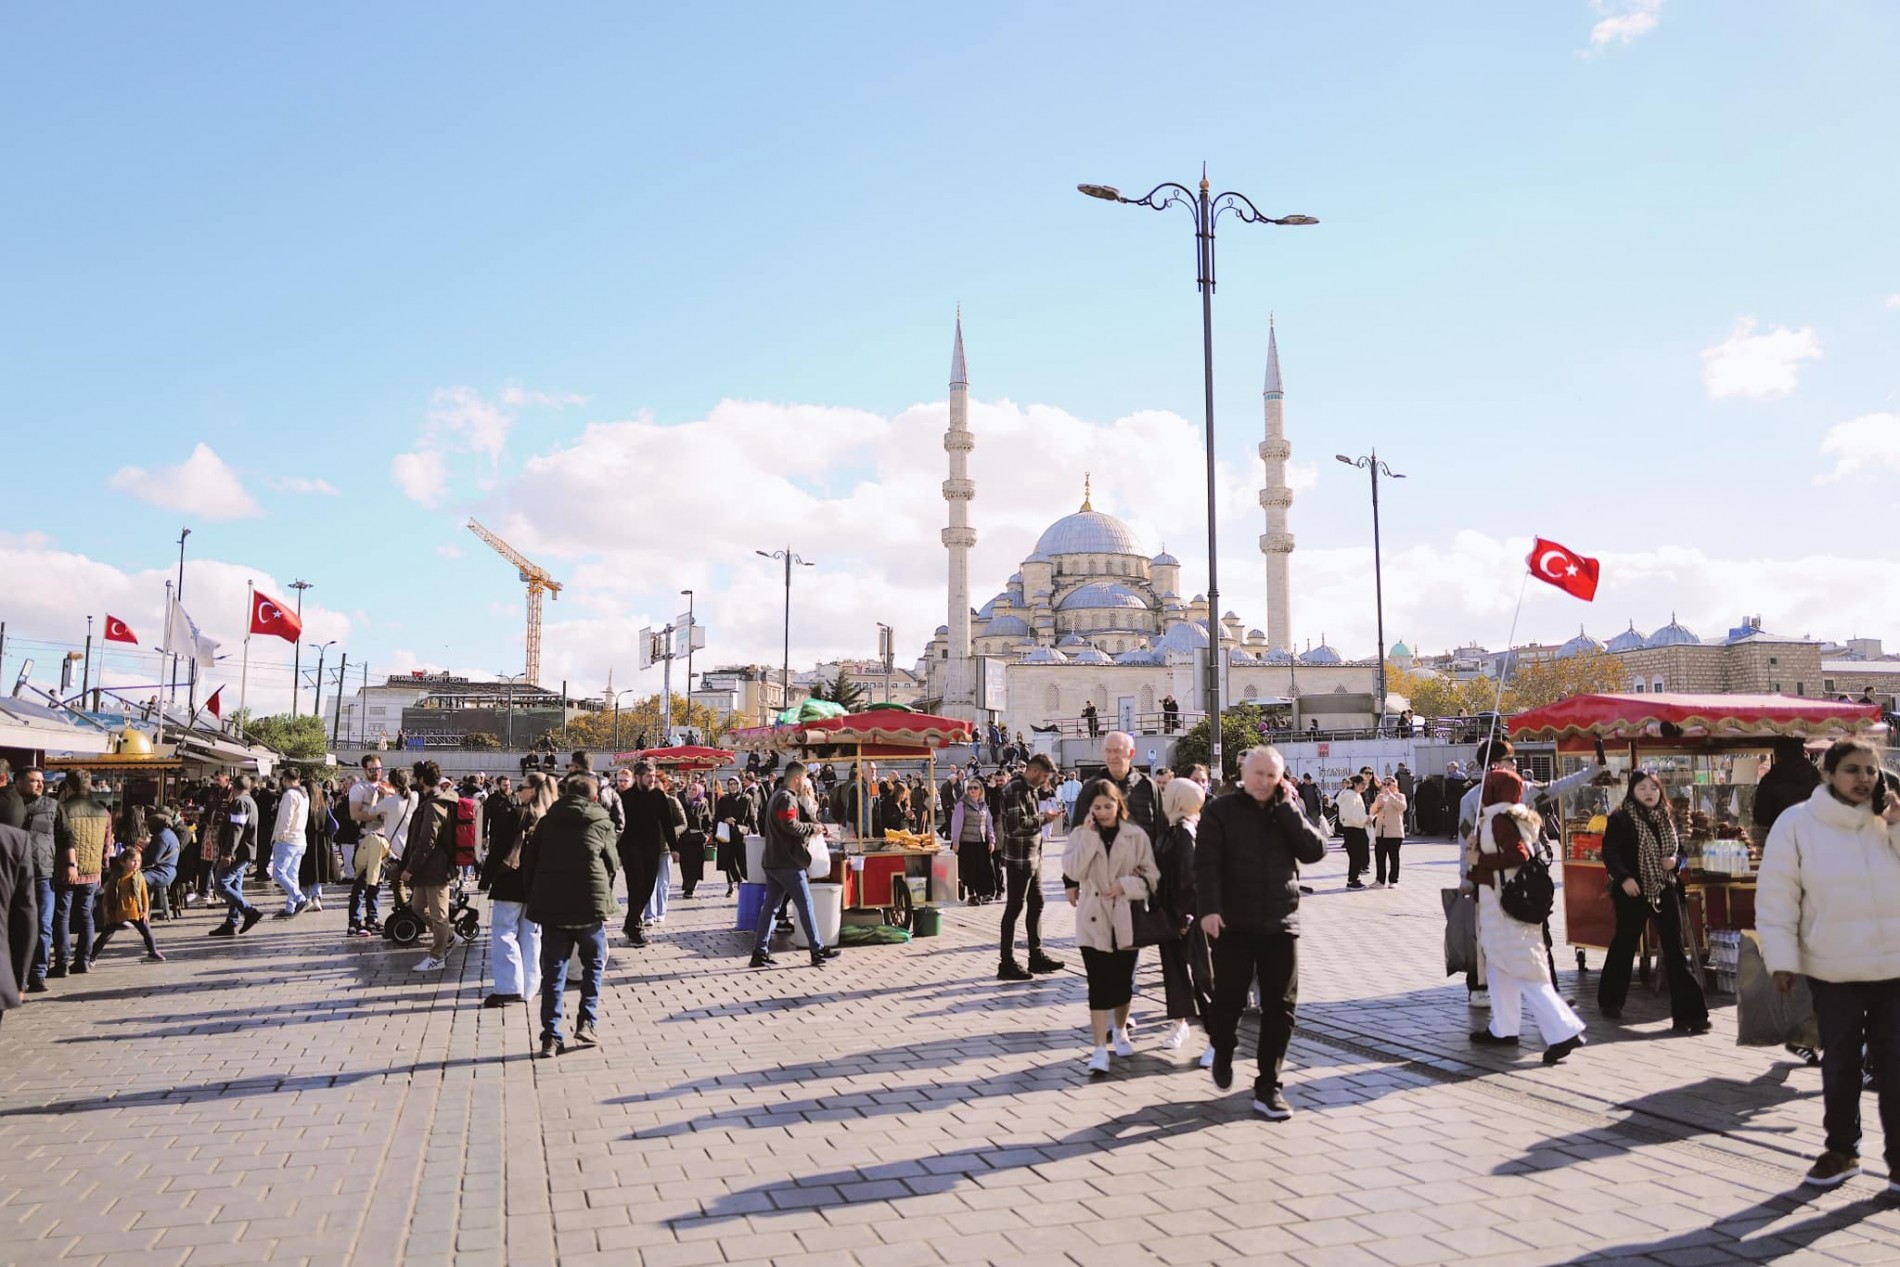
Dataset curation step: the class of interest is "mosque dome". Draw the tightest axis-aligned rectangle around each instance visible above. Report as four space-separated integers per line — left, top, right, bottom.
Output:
1389 640 1411 657
1024 550 1052 564
1228 647 1257 665
976 593 1008 619
1055 634 1094 649
1557 629 1602 658
1261 649 1295 666
1299 642 1343 665
1157 621 1211 653
1152 550 1179 567
1646 616 1702 648
1247 628 1267 643
1068 648 1114 665
1606 623 1646 653
1115 648 1165 665
983 615 1031 637
1020 647 1069 665
935 625 949 636
1035 510 1144 557
1057 582 1149 612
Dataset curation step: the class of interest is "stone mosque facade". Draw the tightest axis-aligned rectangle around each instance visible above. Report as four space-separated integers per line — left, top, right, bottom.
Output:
923 317 1378 737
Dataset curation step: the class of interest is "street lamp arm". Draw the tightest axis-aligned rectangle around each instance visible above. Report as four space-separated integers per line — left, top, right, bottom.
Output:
1124 182 1203 219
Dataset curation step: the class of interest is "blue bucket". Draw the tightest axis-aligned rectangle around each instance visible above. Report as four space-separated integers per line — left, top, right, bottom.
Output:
735 882 768 931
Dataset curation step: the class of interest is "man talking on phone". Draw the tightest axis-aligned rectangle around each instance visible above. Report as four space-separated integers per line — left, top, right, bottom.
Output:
1194 746 1328 1120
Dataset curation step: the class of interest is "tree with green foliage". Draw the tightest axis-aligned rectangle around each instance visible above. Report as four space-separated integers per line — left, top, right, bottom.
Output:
809 668 865 712
462 731 501 750
1169 703 1273 786
236 711 331 760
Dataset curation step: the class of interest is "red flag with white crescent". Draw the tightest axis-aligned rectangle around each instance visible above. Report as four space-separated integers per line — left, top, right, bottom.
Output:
205 687 224 719
104 614 138 644
1526 537 1600 602
249 590 304 642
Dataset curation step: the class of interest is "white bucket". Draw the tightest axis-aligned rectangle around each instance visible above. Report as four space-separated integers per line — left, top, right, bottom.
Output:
743 834 767 884
789 881 845 949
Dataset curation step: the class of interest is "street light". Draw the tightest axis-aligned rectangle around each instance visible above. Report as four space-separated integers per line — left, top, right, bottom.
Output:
610 687 638 752
1080 169 1317 781
876 622 894 704
1336 451 1405 729
755 548 814 711
498 671 526 750
680 588 695 741
309 640 336 720
288 579 312 717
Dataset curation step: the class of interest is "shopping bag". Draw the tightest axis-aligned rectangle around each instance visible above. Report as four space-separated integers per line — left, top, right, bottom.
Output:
1442 887 1478 977
715 822 731 844
1735 931 1820 1049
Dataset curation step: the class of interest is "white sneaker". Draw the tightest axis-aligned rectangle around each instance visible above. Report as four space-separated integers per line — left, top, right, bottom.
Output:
1161 1020 1190 1051
1469 990 1491 1010
413 956 445 972
1199 1045 1216 1069
1111 1029 1136 1058
1370 881 1386 889
1086 1048 1110 1077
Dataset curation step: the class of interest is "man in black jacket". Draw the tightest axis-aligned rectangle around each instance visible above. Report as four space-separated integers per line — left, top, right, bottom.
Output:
995 756 1066 981
747 762 835 970
1195 746 1328 1120
1069 732 1157 842
0 822 35 1025
616 761 677 946
210 775 264 937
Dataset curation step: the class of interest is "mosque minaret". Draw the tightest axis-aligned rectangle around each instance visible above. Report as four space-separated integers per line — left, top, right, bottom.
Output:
938 312 977 718
1258 318 1295 655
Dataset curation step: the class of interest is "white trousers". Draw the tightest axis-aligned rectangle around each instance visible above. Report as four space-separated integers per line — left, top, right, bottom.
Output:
1483 964 1586 1043
269 841 306 911
490 900 542 999
644 853 672 922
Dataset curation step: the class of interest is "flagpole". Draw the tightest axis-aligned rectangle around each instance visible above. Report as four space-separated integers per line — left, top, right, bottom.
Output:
157 585 172 748
1486 569 1531 739
240 580 253 724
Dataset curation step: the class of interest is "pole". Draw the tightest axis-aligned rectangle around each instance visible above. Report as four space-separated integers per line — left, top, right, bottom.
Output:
82 616 94 706
1370 456 1389 729
661 625 675 742
312 643 329 735
781 550 792 709
613 696 621 750
288 580 310 717
238 580 254 726
174 526 190 713
506 677 515 750
333 652 348 744
684 591 695 737
1196 176 1224 783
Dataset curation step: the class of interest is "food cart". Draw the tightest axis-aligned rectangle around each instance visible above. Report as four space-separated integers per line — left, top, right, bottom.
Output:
611 745 735 773
728 711 973 932
1508 693 1884 983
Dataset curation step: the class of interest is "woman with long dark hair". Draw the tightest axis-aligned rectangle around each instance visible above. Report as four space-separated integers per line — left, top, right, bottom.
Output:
1596 769 1709 1032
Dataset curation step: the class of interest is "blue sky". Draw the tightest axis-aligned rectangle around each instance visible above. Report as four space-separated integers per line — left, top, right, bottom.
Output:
4 2 1898 708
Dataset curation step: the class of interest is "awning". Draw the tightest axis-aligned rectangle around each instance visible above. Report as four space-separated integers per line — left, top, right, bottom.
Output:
729 711 975 756
176 733 279 776
1509 693 1884 747
0 699 115 757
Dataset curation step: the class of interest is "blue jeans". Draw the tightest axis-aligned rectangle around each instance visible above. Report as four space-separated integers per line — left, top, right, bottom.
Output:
752 867 819 957
52 883 98 968
216 861 257 929
539 922 606 1043
31 878 53 979
349 875 380 928
1809 977 1900 1168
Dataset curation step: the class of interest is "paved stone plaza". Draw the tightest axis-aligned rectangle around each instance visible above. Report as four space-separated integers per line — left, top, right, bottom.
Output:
4 836 1899 1267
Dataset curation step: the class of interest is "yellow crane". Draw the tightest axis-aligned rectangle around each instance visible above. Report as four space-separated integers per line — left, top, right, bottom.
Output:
466 518 563 687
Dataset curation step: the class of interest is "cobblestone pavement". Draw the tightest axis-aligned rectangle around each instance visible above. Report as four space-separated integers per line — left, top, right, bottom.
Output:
4 835 1900 1266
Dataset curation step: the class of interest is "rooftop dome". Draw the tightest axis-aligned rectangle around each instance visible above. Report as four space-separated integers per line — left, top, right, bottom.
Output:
1389 640 1412 657
935 624 949 636
1057 581 1149 612
1157 621 1211 653
1247 628 1267 642
1261 649 1295 666
983 614 1031 637
976 593 1007 619
1055 634 1093 649
1606 623 1646 653
1024 550 1052 564
1557 629 1602 658
1035 509 1144 557
1068 648 1113 665
1020 647 1069 665
1152 550 1179 567
1646 616 1702 648
1007 572 1023 586
1115 648 1165 665
1228 647 1257 665
1299 641 1343 665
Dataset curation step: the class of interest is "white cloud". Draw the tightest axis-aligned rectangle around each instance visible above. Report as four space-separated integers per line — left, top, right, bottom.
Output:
1701 317 1822 400
391 383 586 506
391 449 448 508
434 543 464 559
268 476 339 496
1816 412 1900 483
106 443 261 520
1589 0 1662 47
1886 294 1900 312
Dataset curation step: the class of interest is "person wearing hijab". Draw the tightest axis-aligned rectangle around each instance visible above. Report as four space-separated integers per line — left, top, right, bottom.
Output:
1596 770 1709 1032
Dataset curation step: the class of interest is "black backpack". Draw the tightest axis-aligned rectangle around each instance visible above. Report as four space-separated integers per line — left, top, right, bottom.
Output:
1499 833 1556 924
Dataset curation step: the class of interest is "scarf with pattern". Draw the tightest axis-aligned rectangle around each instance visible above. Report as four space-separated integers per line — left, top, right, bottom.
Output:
1631 803 1678 905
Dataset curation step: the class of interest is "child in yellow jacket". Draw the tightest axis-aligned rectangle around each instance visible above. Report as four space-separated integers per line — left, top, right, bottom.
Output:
91 847 165 962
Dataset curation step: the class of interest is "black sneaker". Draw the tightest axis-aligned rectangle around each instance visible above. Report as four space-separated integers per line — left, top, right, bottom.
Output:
1804 1150 1861 1188
1673 1019 1712 1035
749 952 775 968
808 952 829 969
1252 1090 1293 1120
25 977 46 994
628 931 649 947
1212 1049 1234 1090
1027 952 1065 974
1346 881 1367 891
70 962 89 975
1542 1036 1583 1066
207 926 236 937
45 962 67 978
1470 1030 1519 1046
239 910 263 934
998 958 1033 982
573 1021 599 1047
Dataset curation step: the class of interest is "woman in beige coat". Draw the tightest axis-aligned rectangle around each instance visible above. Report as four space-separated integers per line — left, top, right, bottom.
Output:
1369 776 1408 887
1063 781 1161 1077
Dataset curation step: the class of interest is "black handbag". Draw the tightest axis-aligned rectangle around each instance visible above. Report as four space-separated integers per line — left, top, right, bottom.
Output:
1129 896 1180 947
1499 851 1556 924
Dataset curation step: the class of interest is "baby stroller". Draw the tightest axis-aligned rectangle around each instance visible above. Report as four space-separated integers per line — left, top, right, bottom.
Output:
384 874 481 946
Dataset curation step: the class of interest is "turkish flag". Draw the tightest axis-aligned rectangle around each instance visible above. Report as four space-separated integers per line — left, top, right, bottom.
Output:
250 590 303 642
205 686 224 719
104 615 138 644
1527 537 1600 602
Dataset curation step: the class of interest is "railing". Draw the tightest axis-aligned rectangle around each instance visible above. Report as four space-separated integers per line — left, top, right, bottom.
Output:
1032 710 1209 739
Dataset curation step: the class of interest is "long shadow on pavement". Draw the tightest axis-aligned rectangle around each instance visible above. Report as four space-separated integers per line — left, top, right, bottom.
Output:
0 1052 518 1116
1578 1187 1892 1262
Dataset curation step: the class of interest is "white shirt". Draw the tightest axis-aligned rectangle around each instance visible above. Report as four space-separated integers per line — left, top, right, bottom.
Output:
272 786 309 845
347 779 383 826
381 791 418 859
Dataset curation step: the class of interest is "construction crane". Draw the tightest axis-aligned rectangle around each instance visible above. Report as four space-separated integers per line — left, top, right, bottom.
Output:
466 518 563 687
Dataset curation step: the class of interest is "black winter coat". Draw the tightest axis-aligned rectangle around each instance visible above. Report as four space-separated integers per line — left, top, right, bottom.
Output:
1153 820 1200 928
1192 787 1328 936
480 812 541 905
1071 770 1159 844
527 796 618 927
0 824 34 1012
618 786 679 861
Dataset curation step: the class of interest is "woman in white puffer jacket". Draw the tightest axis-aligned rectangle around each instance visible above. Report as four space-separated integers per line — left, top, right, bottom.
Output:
1757 738 1900 1191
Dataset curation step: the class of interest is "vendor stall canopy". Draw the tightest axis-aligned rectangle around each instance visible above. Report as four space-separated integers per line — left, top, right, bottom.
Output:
727 711 975 759
1509 693 1883 749
608 745 733 772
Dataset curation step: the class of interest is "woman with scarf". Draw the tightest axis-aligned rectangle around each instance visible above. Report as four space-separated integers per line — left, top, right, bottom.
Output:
714 777 755 896
1466 768 1587 1064
1597 770 1710 1032
949 781 995 904
677 779 713 899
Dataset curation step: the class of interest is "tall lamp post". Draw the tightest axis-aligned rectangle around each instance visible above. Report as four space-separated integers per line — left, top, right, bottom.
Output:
288 579 312 716
1335 451 1405 729
876 622 894 704
498 671 526 750
1079 171 1316 780
680 589 695 742
308 640 336 720
754 548 814 712
610 687 638 752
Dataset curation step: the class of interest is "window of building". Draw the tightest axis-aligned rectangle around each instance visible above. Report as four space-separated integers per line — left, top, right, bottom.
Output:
1772 681 1781 693
1769 656 1778 666
1824 679 1836 693
1633 682 1644 693
1796 683 1805 696
1652 679 1664 693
